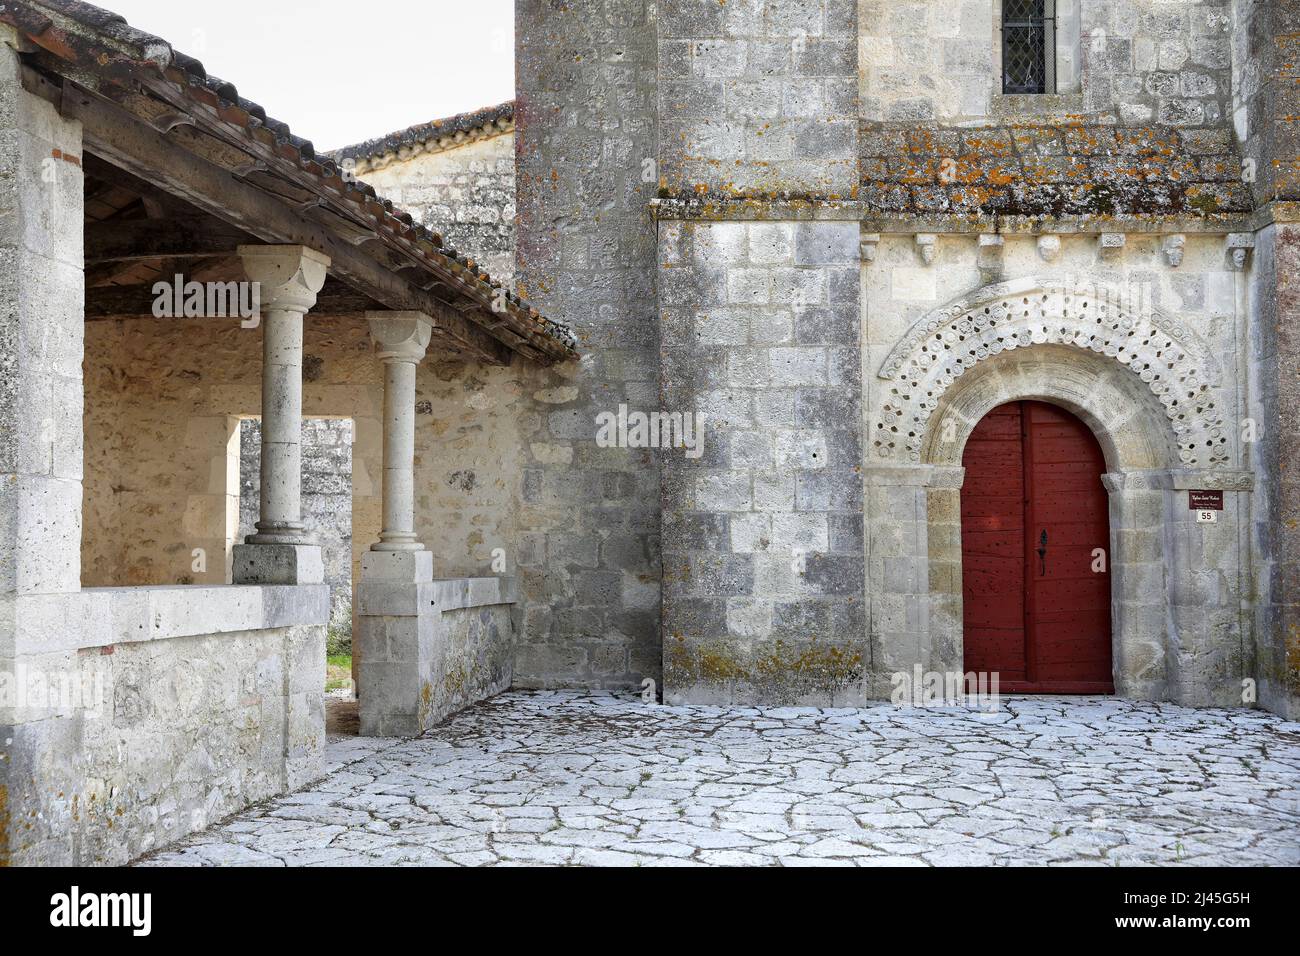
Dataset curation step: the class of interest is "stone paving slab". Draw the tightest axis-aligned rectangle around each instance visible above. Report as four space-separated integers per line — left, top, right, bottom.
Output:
139 691 1300 867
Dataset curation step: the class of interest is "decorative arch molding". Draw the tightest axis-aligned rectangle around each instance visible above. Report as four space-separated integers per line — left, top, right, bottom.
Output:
918 345 1177 473
872 275 1230 467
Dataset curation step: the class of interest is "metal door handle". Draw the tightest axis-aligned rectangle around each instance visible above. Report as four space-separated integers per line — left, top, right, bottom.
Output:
1037 529 1048 577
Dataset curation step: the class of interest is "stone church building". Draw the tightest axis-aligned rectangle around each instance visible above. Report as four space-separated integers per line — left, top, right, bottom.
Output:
0 0 1296 864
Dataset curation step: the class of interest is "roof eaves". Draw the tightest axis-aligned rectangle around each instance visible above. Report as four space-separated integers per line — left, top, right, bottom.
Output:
331 101 516 172
3 2 574 359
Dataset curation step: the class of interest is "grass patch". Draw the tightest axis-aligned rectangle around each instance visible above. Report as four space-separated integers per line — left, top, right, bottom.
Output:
326 655 353 692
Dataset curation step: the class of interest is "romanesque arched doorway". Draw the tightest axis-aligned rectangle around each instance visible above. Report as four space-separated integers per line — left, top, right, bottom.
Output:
960 400 1113 693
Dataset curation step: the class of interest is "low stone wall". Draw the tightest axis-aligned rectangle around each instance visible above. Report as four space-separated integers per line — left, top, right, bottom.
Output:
1 584 328 866
357 576 514 736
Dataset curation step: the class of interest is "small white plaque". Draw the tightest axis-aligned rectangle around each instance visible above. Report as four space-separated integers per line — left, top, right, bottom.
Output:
1196 510 1217 524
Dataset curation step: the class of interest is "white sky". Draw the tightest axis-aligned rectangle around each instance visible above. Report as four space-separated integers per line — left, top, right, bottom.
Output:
105 0 515 151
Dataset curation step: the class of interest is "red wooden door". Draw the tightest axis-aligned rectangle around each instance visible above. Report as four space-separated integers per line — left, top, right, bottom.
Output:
961 401 1113 693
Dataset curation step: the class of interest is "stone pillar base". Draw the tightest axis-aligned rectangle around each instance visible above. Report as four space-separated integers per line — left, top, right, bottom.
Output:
357 551 433 736
232 542 324 585
360 549 432 583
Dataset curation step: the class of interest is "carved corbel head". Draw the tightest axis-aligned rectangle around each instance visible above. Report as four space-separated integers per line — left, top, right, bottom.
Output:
1226 233 1255 271
1162 234 1186 268
916 233 937 265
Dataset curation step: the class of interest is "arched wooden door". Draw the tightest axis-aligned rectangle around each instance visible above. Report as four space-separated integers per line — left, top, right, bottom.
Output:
960 401 1114 693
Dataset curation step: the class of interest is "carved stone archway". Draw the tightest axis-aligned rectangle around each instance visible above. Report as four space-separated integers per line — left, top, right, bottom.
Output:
871 274 1231 468
864 277 1251 708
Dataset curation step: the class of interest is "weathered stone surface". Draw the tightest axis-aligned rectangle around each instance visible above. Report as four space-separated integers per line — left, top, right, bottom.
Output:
659 220 864 705
2 618 326 866
513 0 662 690
139 691 1300 867
357 130 516 284
357 564 514 736
659 0 858 197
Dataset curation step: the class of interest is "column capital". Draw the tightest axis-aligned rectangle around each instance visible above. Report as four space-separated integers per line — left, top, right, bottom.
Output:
238 244 330 313
366 311 433 363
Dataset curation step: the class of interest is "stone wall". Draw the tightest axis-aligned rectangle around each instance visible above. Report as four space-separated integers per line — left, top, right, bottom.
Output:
2 585 326 865
514 0 662 690
660 0 858 196
860 0 1247 221
658 219 865 704
861 0 1233 123
1250 223 1300 719
356 575 514 736
1232 0 1300 206
358 132 516 283
1234 1 1300 719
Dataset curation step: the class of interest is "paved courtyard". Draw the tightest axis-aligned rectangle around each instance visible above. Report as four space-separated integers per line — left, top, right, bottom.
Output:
141 691 1300 867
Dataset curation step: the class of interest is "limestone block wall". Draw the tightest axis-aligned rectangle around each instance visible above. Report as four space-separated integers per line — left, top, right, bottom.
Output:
1249 222 1300 719
1232 0 1299 719
436 600 514 719
356 575 514 736
659 0 858 196
658 219 865 705
2 585 326 865
358 132 516 283
514 0 663 690
1232 0 1299 205
861 0 1233 123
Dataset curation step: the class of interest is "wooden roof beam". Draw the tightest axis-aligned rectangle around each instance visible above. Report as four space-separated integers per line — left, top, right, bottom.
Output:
63 83 521 365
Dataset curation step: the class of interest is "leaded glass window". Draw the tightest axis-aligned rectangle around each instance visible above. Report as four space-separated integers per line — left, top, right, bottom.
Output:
1002 0 1057 94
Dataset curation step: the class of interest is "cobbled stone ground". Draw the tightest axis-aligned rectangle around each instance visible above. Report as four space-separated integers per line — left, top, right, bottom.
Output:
140 691 1300 867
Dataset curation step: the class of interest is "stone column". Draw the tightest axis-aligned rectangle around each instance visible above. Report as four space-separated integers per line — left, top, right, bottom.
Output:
366 312 433 554
232 244 330 585
356 312 434 736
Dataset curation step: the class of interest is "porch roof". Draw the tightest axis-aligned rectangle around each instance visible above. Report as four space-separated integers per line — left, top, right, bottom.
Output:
0 0 576 365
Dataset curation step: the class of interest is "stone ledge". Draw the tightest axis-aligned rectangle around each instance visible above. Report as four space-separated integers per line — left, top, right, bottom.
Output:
10 584 331 655
431 576 517 611
1106 469 1256 492
651 198 1254 233
356 576 517 618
